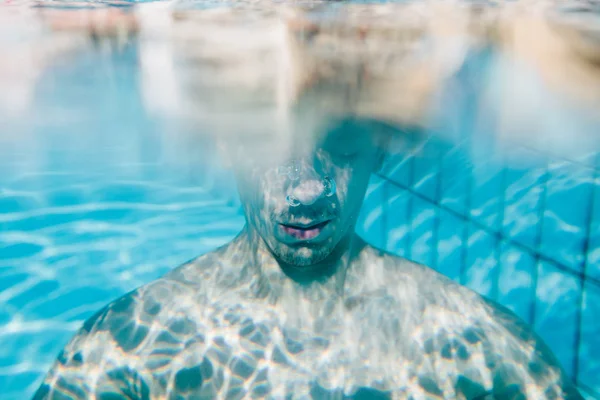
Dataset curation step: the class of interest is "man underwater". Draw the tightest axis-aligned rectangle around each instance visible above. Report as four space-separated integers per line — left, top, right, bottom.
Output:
34 119 583 399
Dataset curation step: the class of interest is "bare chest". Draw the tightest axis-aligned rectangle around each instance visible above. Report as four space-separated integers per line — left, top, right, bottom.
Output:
141 291 489 399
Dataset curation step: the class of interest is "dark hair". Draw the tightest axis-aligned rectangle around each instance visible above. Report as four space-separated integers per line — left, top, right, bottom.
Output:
342 117 425 154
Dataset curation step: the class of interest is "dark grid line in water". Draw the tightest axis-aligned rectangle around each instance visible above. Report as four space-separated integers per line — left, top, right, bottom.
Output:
493 160 509 308
489 234 500 302
573 169 597 386
374 172 600 292
460 158 473 287
529 156 550 328
405 188 414 261
405 136 417 261
487 151 505 303
382 180 389 252
430 145 443 271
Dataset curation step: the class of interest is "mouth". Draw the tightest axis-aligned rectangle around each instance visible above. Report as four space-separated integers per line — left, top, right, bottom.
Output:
279 220 331 240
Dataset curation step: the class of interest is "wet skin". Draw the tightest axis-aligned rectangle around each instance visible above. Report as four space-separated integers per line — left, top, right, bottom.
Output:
34 120 583 399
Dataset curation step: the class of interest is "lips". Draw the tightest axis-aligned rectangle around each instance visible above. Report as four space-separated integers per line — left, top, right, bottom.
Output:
280 220 330 240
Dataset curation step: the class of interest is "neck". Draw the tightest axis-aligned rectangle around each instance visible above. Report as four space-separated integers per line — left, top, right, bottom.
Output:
227 225 365 301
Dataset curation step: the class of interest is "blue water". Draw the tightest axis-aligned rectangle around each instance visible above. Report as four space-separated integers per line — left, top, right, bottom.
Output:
1 4 600 400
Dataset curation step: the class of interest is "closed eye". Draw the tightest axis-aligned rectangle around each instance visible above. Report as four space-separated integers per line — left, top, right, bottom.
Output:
338 150 359 158
324 142 362 158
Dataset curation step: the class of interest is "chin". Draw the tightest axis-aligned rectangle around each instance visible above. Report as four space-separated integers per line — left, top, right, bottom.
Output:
276 245 332 268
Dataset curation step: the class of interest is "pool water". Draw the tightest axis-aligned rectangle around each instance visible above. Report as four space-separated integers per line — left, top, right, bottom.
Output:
1 2 600 399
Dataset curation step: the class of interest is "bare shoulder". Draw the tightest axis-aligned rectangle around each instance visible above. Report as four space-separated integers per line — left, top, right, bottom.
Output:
358 244 478 304
481 297 583 399
362 245 582 398
34 258 214 399
66 257 216 357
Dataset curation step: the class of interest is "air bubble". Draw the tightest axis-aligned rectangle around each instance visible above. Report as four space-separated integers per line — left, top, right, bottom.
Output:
286 195 301 207
323 176 336 197
287 162 300 181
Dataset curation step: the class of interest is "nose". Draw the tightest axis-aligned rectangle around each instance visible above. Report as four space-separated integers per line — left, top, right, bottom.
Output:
284 157 326 207
291 180 325 206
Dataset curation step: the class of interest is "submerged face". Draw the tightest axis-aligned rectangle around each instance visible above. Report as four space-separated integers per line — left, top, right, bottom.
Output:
231 119 386 267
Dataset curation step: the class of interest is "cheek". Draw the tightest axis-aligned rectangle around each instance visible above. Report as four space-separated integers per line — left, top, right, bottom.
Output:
237 170 266 213
333 168 352 206
240 169 287 219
